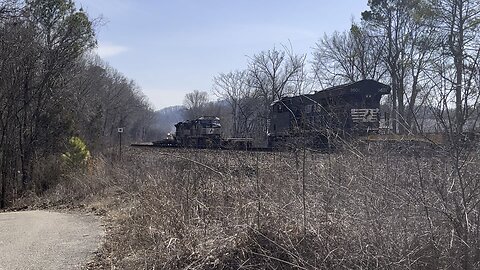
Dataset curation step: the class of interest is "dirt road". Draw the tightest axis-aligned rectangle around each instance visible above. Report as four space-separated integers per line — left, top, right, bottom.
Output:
0 210 104 270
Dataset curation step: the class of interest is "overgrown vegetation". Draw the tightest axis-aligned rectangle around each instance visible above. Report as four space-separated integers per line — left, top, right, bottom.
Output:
20 142 478 269
0 0 155 208
1 0 480 269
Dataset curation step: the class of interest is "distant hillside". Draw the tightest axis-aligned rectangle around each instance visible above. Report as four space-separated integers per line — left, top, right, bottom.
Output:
153 106 186 135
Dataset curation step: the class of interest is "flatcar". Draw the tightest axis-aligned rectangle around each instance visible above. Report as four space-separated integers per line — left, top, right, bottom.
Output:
268 79 391 147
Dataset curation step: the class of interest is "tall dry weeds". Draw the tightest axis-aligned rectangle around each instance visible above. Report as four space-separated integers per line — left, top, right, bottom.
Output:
32 142 480 269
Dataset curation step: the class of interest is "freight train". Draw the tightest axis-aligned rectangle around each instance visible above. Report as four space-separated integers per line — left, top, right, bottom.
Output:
150 79 390 149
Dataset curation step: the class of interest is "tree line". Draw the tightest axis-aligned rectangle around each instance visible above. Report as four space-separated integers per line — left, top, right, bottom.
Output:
183 0 479 142
0 0 154 208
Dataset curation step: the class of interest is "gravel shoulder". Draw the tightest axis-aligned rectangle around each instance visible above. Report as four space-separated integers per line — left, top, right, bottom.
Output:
0 210 104 270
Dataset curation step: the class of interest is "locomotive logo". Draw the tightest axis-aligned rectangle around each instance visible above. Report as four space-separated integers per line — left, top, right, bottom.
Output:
351 108 379 123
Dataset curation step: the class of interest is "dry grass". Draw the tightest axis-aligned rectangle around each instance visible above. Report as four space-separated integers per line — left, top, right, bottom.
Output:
23 142 480 269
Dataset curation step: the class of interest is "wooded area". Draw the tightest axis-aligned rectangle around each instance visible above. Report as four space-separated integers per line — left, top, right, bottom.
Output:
0 0 154 208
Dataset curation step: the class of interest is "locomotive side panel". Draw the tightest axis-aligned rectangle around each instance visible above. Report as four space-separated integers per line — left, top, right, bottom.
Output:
268 79 390 147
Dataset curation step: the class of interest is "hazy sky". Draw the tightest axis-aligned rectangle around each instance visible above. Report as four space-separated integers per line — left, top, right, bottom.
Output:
76 0 369 110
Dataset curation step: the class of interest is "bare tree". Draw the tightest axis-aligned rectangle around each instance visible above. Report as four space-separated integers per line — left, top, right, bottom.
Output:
313 24 386 88
249 47 306 105
213 70 257 137
360 0 443 133
184 90 209 119
247 46 306 139
433 0 480 134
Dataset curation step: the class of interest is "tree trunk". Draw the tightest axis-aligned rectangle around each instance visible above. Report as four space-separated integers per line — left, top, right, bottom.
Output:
454 0 465 135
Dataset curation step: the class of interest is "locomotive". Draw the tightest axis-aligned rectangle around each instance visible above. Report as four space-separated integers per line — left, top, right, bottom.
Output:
174 116 222 148
152 116 253 149
267 79 391 147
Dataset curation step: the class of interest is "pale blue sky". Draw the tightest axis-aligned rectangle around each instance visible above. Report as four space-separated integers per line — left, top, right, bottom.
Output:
76 0 369 110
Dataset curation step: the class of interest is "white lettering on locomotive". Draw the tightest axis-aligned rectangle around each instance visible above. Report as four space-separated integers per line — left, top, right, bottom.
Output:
351 108 379 123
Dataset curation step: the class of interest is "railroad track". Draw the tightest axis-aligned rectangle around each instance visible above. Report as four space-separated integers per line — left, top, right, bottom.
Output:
130 142 273 152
